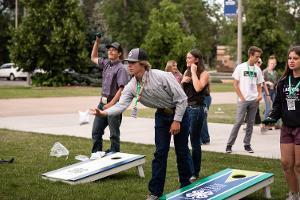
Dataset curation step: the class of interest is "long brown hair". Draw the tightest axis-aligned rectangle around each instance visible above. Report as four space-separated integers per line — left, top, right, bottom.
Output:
281 46 300 80
186 49 205 77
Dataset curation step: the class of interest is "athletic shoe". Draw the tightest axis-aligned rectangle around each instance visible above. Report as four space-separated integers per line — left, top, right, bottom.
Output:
146 195 159 200
285 192 300 200
244 145 254 153
189 176 198 183
225 145 232 153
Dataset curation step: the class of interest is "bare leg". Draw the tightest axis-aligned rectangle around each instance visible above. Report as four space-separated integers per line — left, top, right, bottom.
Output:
281 143 299 193
294 145 300 191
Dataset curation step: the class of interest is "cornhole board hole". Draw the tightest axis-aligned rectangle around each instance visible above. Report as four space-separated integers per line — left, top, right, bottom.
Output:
161 168 274 200
42 152 145 185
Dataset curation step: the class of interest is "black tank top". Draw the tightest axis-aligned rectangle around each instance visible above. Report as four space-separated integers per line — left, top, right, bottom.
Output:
182 81 208 105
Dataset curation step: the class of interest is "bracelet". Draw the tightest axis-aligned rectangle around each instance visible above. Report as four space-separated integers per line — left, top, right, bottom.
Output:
266 95 270 96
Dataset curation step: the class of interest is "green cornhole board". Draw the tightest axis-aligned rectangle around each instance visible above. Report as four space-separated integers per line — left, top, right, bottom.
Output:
161 168 274 200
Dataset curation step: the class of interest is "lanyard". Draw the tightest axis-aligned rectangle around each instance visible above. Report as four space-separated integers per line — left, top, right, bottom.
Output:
288 75 300 96
247 63 255 81
134 81 141 106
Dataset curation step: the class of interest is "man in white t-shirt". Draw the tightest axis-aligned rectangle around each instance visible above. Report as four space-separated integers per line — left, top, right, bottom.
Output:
226 46 264 153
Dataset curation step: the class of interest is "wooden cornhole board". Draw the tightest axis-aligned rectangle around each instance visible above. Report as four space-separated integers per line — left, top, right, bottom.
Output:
161 168 274 200
42 152 145 185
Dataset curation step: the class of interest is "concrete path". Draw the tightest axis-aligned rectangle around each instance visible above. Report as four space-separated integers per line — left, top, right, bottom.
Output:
0 92 280 159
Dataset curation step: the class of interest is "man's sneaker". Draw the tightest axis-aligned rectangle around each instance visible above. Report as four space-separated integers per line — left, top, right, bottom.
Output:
189 175 198 183
146 194 159 200
286 192 300 200
244 145 254 153
225 145 232 153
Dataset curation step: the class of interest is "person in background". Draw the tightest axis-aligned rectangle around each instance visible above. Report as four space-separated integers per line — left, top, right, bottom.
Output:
165 60 183 83
201 87 211 145
225 46 263 154
244 58 271 133
181 49 210 181
263 55 280 130
263 46 300 200
90 35 129 155
90 48 193 200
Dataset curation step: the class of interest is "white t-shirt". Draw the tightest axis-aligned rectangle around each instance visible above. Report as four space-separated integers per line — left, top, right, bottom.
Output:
232 62 263 101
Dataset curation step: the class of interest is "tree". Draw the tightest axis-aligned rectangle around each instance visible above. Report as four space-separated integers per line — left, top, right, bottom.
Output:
0 0 15 64
8 0 88 76
100 0 160 56
178 0 218 65
243 0 290 67
141 0 195 70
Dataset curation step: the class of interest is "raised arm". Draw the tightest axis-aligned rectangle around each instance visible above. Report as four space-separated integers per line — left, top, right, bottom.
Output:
91 37 100 65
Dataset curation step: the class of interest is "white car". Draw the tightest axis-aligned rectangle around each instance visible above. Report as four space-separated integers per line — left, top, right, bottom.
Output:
0 63 28 81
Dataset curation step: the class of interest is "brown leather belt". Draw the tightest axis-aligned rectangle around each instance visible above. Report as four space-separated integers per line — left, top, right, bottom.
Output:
157 108 175 116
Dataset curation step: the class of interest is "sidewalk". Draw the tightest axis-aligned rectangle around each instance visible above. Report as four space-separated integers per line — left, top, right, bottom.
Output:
0 92 280 159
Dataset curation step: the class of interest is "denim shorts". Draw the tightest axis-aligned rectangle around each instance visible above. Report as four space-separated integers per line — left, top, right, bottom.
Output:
280 126 300 145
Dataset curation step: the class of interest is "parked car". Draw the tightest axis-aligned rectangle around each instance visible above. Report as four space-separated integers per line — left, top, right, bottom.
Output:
0 63 28 81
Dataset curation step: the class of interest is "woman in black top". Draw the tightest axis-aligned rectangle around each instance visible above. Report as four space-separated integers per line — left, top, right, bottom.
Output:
181 49 209 181
266 46 300 200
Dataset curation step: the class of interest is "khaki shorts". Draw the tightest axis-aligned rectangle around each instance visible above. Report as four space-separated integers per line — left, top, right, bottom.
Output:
280 126 300 145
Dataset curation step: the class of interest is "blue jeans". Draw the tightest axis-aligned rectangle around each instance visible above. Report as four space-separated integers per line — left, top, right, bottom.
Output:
91 103 122 153
148 110 192 197
201 95 212 144
187 105 205 177
263 90 276 120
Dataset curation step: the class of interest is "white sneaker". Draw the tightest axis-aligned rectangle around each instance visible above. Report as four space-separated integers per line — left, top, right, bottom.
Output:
286 192 300 200
90 151 105 160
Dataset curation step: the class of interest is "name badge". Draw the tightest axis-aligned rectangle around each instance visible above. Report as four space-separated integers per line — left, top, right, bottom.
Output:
131 106 138 118
287 98 296 111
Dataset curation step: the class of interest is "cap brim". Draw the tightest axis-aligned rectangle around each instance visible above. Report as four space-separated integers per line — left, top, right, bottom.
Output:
106 45 115 49
124 58 139 62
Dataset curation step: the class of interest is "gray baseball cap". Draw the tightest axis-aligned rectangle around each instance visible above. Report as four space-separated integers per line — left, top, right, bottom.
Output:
124 48 148 62
106 42 122 52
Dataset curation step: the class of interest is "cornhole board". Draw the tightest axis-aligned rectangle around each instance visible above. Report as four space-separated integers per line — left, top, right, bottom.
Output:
161 168 274 200
42 152 145 185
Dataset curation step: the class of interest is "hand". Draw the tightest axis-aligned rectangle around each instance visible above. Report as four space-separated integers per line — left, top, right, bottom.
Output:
190 64 197 74
266 81 274 87
181 76 191 83
89 108 107 117
169 121 181 135
266 95 272 104
240 96 246 102
256 95 262 102
262 117 277 125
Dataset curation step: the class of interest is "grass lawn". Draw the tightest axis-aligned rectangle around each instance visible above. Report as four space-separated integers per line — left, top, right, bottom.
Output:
0 83 234 99
0 129 287 200
210 82 234 92
0 86 100 99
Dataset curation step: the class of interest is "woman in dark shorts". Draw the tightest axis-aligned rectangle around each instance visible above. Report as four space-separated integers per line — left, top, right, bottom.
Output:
265 46 300 200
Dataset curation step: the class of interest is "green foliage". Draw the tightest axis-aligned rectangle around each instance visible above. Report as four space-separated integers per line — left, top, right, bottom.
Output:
179 0 217 58
8 0 89 77
243 0 290 67
0 0 15 64
100 0 160 54
141 0 196 70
